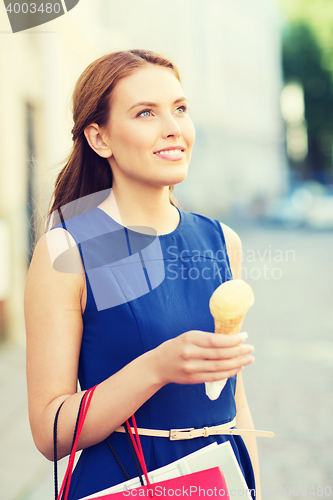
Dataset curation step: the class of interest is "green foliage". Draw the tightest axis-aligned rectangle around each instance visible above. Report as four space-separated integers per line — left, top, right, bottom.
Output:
279 0 333 77
282 22 333 176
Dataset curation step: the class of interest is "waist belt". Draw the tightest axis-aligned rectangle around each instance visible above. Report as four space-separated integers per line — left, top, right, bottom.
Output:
114 418 274 440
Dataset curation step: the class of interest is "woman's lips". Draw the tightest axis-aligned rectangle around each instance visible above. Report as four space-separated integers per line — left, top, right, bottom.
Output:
153 149 185 161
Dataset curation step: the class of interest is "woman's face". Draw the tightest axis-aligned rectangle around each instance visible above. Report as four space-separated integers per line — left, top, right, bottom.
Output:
102 64 195 189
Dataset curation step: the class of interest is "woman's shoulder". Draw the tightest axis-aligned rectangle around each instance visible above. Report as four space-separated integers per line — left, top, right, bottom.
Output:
29 225 84 283
183 210 242 278
183 209 242 247
220 222 242 251
25 230 85 324
219 223 242 279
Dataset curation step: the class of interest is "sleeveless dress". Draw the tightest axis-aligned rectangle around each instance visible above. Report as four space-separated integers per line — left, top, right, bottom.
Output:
51 206 255 500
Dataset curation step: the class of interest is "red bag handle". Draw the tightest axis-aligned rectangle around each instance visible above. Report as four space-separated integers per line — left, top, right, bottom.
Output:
125 416 151 488
57 386 151 500
57 385 98 500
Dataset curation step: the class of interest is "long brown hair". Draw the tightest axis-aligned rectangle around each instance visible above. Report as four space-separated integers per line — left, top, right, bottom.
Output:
45 49 181 230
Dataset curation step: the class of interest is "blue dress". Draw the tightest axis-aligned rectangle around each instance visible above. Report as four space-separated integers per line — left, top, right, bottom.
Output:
52 206 255 500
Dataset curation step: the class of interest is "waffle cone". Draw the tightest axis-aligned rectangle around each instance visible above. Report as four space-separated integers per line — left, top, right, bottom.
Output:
214 312 246 335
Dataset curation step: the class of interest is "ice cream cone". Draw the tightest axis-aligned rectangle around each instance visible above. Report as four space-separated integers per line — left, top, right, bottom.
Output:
214 314 246 336
209 279 254 333
205 279 254 400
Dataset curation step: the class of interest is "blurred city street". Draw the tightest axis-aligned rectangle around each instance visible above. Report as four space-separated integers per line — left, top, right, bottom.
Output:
235 222 333 498
0 223 332 500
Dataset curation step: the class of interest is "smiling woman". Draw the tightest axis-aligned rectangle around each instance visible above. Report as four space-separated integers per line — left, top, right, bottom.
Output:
82 63 195 224
24 50 260 500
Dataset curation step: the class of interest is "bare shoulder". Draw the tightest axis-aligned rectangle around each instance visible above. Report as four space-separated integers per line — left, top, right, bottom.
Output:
44 227 84 271
220 223 242 252
30 227 84 273
219 223 242 279
25 228 85 313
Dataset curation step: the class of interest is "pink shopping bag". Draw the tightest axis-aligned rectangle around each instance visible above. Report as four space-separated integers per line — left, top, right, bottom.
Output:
55 386 229 500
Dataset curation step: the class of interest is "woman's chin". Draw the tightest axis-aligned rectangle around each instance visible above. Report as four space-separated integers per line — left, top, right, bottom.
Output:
171 173 187 186
166 167 189 186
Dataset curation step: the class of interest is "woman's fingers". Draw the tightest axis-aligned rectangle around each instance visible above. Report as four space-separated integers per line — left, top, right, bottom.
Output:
183 354 254 375
179 355 254 384
184 330 248 349
185 343 254 361
179 331 254 360
199 367 243 383
178 331 255 384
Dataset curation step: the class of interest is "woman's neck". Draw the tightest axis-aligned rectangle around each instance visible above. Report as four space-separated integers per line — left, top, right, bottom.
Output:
98 182 180 235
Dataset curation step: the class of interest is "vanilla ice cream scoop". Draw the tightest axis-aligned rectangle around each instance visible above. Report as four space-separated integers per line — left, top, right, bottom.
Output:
209 279 255 335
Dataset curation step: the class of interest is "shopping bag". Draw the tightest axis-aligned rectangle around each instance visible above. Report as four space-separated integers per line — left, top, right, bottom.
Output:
81 442 251 500
92 467 229 499
54 386 230 500
92 415 230 499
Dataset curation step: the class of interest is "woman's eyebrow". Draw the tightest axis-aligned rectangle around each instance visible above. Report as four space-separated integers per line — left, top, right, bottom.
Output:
127 96 187 112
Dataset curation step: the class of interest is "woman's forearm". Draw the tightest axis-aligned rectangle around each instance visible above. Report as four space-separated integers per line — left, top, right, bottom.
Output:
37 348 164 461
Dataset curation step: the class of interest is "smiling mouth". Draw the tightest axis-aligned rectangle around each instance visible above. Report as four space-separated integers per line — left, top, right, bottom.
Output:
154 149 184 156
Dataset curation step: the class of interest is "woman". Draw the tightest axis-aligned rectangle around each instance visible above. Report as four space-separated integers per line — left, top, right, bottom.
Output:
24 50 260 500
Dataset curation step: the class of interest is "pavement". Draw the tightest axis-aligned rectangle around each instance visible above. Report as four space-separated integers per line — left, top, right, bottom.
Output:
0 223 332 500
0 344 68 500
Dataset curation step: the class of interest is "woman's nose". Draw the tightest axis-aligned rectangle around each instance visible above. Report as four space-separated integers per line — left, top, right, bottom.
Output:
161 116 182 139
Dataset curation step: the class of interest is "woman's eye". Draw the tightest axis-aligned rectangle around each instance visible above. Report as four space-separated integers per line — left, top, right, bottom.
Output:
137 109 152 117
175 105 187 114
136 105 187 118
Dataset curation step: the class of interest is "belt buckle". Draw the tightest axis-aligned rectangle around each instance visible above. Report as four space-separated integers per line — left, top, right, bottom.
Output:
169 427 195 441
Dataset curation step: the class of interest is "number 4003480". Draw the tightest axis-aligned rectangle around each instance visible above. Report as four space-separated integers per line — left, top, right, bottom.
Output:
277 486 332 497
5 3 61 14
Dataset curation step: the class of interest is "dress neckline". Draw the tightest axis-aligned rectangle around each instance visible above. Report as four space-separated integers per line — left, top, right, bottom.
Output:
92 205 183 238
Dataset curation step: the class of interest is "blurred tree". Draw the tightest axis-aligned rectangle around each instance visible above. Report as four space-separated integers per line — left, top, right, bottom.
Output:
282 23 333 182
279 0 333 77
282 23 333 181
279 0 333 182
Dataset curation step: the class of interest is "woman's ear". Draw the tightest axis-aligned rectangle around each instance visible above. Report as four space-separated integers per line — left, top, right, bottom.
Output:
84 124 113 158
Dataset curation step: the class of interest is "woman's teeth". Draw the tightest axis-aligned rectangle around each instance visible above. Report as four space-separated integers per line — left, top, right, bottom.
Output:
155 149 183 155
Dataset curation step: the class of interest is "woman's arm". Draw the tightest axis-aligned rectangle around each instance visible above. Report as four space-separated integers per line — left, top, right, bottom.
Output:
221 223 261 500
25 228 254 461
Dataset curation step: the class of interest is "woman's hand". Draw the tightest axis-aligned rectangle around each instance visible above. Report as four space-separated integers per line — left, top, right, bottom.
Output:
152 330 254 386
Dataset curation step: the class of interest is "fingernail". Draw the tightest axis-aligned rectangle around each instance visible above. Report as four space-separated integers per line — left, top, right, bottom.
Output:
238 332 248 341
